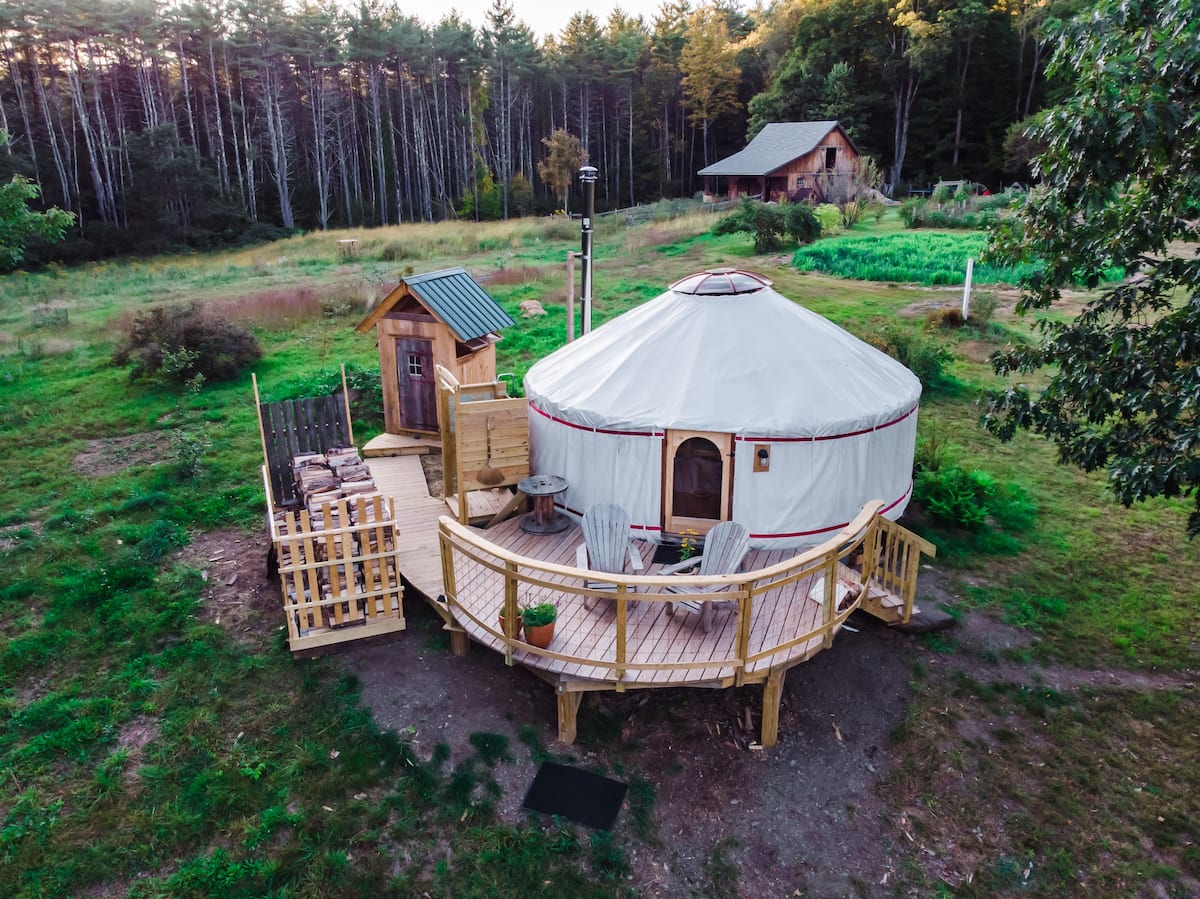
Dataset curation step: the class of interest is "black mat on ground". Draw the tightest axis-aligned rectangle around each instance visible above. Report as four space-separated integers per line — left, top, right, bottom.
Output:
652 543 685 565
522 762 627 830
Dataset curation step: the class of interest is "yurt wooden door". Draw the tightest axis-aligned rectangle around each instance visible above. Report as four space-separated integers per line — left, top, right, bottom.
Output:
395 337 437 432
663 431 732 536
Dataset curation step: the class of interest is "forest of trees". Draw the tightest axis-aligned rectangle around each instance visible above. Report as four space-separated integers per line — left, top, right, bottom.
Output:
0 0 1081 260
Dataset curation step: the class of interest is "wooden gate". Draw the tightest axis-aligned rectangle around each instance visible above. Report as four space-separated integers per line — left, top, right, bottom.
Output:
396 337 437 432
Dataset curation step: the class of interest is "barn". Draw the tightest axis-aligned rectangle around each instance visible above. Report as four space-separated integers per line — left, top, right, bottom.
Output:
699 121 861 204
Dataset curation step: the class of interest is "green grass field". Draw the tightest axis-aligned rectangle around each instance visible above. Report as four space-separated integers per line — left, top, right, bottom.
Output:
1 209 1197 896
792 229 1035 285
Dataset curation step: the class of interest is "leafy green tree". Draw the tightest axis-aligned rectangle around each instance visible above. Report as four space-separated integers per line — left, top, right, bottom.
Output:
679 6 741 167
983 0 1200 535
0 132 73 269
536 130 587 213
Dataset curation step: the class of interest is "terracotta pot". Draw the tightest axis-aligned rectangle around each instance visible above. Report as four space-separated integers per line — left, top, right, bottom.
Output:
498 613 522 637
523 621 555 649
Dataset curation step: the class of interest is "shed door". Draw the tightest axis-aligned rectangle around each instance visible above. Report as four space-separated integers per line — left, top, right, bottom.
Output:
663 430 733 537
395 337 437 432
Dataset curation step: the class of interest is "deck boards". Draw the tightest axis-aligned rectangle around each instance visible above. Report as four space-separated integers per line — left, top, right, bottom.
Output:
446 516 862 688
369 453 901 692
367 456 447 601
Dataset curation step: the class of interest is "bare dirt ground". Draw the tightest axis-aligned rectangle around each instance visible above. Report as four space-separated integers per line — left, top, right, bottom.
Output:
179 529 279 644
193 527 1200 897
73 431 173 477
347 602 917 898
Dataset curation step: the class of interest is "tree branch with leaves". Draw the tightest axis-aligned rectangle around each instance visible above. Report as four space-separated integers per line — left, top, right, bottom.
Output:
983 0 1200 535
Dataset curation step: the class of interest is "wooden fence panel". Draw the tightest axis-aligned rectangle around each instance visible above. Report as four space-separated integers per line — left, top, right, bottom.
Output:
260 395 352 504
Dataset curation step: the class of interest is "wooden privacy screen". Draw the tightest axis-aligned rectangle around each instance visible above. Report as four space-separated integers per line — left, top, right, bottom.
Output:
435 365 530 522
454 398 529 496
258 391 354 505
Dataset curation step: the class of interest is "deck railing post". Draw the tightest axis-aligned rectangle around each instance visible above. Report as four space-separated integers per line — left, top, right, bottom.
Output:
615 585 628 687
734 584 754 687
822 551 836 648
504 561 519 666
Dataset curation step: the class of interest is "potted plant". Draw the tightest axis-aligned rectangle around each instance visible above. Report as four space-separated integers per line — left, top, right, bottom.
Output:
521 601 557 649
498 605 522 638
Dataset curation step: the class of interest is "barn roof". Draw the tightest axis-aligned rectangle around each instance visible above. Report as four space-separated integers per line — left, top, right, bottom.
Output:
356 266 515 342
698 121 856 177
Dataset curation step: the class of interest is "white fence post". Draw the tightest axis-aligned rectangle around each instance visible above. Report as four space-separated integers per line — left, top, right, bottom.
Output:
962 257 975 320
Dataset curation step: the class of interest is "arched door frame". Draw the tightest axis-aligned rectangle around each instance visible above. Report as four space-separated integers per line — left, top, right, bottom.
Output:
662 430 733 537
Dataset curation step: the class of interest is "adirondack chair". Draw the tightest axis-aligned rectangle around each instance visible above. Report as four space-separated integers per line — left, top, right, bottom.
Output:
663 521 751 632
575 504 644 610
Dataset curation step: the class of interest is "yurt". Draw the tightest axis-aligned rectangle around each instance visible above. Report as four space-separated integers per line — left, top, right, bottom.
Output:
523 269 921 549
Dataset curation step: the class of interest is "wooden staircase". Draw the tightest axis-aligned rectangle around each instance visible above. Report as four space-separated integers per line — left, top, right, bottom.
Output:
857 517 936 626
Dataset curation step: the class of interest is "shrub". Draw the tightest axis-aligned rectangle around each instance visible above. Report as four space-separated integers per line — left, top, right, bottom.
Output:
914 465 995 529
925 306 965 328
914 464 1037 535
814 203 842 234
784 203 821 245
866 324 952 388
275 364 385 432
966 290 997 326
113 303 261 384
712 198 788 252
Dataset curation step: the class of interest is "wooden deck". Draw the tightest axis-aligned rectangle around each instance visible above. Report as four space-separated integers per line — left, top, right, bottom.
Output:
367 455 447 603
362 432 441 457
446 515 851 689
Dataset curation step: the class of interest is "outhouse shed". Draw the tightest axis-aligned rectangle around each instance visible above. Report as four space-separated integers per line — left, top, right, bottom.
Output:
356 267 515 435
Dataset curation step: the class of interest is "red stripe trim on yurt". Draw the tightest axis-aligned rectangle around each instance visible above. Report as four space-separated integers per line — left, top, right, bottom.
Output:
747 482 913 540
734 403 918 444
529 401 663 438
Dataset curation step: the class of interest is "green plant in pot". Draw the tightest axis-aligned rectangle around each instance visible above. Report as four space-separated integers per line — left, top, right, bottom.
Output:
498 604 522 637
521 601 558 649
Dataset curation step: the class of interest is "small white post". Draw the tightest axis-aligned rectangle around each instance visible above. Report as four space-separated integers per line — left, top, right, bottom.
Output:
961 257 975 320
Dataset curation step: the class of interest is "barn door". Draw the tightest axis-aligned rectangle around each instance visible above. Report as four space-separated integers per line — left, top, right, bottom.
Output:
395 338 437 432
663 430 733 537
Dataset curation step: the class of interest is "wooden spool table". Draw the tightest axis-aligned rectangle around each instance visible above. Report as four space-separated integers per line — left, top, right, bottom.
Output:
518 474 570 534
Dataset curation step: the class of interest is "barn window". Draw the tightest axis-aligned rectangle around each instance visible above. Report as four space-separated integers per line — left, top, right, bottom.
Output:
795 176 805 188
407 354 423 376
825 147 837 169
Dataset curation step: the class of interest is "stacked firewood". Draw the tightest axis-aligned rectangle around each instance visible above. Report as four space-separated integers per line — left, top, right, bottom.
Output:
291 446 379 518
270 445 399 632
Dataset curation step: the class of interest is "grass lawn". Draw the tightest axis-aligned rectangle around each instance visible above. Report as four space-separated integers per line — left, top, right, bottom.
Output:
1 205 1197 896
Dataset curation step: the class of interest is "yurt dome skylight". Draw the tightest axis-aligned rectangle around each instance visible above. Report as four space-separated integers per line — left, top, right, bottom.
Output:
670 268 771 296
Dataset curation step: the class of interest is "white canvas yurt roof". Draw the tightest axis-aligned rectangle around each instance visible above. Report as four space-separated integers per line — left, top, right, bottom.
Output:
524 269 922 547
525 270 920 436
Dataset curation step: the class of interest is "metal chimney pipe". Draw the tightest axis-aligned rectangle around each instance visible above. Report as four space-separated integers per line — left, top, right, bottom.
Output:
579 165 598 335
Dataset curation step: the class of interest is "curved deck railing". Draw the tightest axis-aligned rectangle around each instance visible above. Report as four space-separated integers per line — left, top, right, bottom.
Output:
438 500 921 687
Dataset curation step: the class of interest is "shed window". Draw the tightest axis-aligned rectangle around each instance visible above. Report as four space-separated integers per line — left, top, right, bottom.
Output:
795 176 805 188
825 147 837 169
407 354 423 377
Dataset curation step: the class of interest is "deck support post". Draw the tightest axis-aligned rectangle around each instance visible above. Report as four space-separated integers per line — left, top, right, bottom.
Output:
557 687 583 744
761 668 786 747
449 626 469 656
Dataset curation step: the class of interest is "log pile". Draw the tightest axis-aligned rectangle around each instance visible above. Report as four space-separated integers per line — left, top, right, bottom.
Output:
270 446 401 636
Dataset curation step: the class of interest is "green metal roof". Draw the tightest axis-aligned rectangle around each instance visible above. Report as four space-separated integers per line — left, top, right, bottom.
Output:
404 267 516 342
698 121 846 177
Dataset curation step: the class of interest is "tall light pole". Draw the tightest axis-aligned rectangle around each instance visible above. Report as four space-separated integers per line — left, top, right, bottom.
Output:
579 165 598 335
